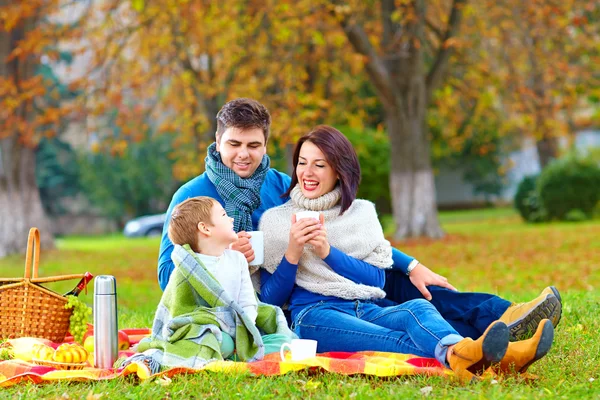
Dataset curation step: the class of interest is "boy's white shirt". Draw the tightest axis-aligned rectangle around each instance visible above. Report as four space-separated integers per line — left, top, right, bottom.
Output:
195 249 258 323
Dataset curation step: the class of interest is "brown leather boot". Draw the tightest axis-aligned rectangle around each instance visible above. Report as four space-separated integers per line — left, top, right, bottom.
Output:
500 286 562 341
448 320 509 382
494 319 554 375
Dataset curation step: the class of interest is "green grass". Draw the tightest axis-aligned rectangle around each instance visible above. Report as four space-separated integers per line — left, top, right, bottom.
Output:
1 208 599 398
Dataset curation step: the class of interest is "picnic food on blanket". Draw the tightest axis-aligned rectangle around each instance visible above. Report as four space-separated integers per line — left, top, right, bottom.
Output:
31 343 89 364
118 330 131 350
52 344 88 364
83 330 131 352
64 295 93 344
32 344 55 361
83 335 95 353
63 272 94 297
0 337 54 361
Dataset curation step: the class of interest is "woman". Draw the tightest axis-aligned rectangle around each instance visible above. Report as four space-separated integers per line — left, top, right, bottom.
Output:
257 125 554 380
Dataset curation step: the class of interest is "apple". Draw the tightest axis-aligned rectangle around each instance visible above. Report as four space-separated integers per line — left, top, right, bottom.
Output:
83 326 94 342
83 335 94 353
81 331 130 352
118 330 130 350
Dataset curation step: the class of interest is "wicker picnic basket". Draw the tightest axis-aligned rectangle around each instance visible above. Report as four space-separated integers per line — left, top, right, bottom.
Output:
0 227 85 343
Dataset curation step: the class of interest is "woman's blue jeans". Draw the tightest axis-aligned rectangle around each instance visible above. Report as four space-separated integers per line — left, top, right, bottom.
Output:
292 299 463 364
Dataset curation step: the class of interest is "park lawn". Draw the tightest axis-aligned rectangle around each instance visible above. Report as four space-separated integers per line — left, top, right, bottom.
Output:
0 208 599 399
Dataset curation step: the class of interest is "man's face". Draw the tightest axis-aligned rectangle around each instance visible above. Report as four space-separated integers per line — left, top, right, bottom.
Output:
216 127 267 178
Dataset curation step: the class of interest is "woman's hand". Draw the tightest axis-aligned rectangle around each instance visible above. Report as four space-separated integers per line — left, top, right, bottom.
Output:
285 214 322 264
308 213 330 259
409 263 458 301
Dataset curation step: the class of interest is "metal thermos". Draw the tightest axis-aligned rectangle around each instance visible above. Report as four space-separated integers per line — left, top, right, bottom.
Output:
94 275 118 369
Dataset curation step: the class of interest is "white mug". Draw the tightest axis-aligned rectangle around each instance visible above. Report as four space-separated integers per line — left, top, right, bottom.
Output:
280 339 318 362
295 211 320 222
248 231 264 266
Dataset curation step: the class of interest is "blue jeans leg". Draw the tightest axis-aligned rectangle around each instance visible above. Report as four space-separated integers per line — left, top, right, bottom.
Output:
383 270 511 337
293 299 463 362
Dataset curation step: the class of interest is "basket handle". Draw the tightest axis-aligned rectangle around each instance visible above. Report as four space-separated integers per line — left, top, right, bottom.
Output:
24 227 40 280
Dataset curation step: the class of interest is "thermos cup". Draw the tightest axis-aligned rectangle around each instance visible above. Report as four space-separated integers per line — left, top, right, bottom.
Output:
93 275 118 369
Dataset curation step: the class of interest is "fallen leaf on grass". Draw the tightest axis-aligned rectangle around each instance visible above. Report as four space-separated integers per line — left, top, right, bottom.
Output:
155 375 172 387
86 391 102 400
420 386 433 396
304 379 321 390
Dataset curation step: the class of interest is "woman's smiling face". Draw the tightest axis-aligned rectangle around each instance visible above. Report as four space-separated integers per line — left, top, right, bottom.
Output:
296 141 338 199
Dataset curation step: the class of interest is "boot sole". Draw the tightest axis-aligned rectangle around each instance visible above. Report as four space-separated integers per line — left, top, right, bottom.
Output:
548 286 562 303
467 321 509 375
519 319 555 373
508 294 561 341
548 286 562 327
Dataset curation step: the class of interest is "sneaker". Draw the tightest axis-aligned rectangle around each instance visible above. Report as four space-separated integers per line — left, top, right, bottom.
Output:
448 320 509 382
500 286 562 341
494 319 554 375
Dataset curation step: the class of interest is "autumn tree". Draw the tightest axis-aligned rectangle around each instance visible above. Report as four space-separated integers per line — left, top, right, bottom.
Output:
74 1 362 180
319 1 465 239
467 0 600 168
74 0 469 240
0 0 65 256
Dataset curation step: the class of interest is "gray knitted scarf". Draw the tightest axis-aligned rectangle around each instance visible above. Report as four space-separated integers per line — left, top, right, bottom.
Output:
258 185 392 300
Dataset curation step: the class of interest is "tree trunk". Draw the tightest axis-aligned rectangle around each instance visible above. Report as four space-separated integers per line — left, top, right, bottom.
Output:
387 90 444 240
0 3 54 258
0 138 54 257
536 136 559 169
384 0 444 240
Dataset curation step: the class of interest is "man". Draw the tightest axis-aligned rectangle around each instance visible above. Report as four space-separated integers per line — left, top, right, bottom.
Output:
158 98 561 340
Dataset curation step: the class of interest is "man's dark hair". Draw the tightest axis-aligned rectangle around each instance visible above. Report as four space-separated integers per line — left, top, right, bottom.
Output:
283 125 361 214
215 98 271 143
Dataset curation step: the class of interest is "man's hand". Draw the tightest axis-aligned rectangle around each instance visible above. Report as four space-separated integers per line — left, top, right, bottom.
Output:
230 231 255 264
409 263 457 301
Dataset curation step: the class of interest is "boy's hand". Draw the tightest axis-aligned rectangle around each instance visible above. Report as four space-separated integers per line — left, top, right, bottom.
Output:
230 231 255 264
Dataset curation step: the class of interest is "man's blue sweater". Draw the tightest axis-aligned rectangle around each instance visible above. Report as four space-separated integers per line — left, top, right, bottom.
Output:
157 169 291 290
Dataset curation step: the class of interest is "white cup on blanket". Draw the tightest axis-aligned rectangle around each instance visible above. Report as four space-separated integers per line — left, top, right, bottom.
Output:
248 231 264 266
280 339 318 361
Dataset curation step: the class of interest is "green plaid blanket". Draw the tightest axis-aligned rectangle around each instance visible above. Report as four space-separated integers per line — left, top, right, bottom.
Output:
123 245 294 372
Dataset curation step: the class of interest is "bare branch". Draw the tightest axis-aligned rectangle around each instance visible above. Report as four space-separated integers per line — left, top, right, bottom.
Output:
425 0 466 104
333 6 395 110
381 0 397 50
425 17 444 42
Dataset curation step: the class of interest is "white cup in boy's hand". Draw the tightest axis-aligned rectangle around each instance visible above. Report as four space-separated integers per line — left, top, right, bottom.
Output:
295 211 320 221
248 231 264 266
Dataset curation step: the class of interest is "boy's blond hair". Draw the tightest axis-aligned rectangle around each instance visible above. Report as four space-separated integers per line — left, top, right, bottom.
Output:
168 196 217 253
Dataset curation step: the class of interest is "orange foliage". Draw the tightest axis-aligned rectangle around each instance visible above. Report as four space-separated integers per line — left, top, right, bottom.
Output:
0 0 76 146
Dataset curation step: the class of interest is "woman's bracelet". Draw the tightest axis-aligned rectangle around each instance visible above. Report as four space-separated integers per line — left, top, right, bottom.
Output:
406 259 420 276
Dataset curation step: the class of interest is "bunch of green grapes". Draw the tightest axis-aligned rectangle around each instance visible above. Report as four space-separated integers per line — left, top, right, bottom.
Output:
64 295 92 344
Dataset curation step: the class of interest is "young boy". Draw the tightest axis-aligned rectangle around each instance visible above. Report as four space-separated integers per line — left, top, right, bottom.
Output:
168 196 258 322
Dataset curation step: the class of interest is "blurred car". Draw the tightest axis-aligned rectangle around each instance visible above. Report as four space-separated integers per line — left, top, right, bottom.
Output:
123 213 166 237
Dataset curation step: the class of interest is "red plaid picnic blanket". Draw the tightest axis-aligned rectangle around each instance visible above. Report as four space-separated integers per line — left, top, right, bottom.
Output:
0 338 451 387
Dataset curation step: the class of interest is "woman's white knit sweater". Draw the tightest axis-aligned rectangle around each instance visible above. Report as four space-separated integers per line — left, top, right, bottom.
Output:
258 185 392 300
